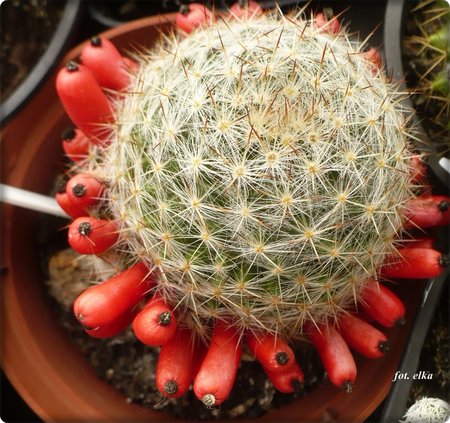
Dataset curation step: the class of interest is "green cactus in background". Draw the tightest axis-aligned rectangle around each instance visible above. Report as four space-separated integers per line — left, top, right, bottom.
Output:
77 10 417 341
403 0 450 154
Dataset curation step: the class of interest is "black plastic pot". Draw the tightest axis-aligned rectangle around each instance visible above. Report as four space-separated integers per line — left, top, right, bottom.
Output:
0 0 82 126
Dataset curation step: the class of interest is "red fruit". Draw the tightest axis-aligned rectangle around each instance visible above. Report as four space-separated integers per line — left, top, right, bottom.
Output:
56 61 113 144
410 156 427 184
55 191 86 219
193 322 242 406
133 294 177 347
156 329 197 398
85 309 137 338
403 195 450 228
381 247 448 279
68 217 118 255
307 324 357 393
74 261 153 329
264 361 304 394
175 3 212 34
362 47 382 72
338 313 390 359
229 1 262 18
245 331 295 373
80 36 131 91
314 12 340 34
66 173 103 208
360 281 405 328
61 127 90 162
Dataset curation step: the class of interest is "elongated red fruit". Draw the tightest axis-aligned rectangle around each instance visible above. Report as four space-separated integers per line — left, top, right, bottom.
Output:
55 191 86 219
229 1 262 18
307 324 357 393
133 294 177 347
85 309 136 338
74 261 153 329
381 247 448 279
362 47 382 74
410 156 427 184
176 3 212 34
156 329 196 398
403 195 450 228
61 127 90 162
80 36 130 91
360 281 405 328
66 173 103 208
68 217 118 255
338 313 390 359
245 331 295 373
264 361 304 394
314 12 340 34
56 61 113 144
194 322 242 406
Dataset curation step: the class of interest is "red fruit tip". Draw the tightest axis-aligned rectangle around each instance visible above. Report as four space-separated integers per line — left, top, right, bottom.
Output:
65 61 79 72
158 311 172 326
275 351 290 365
439 254 449 268
61 127 76 141
78 221 92 236
201 393 216 407
438 200 449 212
72 183 87 198
378 340 390 354
90 35 102 47
164 380 178 395
342 381 354 393
179 4 190 15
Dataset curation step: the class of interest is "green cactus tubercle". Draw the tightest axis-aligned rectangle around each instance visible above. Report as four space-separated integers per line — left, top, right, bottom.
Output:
83 12 417 340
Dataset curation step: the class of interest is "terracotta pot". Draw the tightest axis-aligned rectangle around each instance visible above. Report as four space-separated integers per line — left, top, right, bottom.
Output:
1 13 428 422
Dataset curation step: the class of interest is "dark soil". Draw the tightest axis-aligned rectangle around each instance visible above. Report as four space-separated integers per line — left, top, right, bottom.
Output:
0 0 64 101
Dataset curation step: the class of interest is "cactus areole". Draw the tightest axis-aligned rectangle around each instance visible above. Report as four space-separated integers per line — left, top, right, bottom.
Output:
55 8 449 406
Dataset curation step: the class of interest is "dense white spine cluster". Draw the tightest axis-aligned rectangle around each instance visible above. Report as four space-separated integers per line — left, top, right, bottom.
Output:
88 11 416 340
401 397 450 423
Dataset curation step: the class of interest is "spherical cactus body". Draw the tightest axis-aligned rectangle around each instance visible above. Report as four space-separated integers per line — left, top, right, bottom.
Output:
100 13 415 338
55 6 448 405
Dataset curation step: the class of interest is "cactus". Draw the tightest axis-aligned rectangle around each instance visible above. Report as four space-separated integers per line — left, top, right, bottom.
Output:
401 397 450 423
85 10 411 338
55 4 449 406
403 0 450 154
